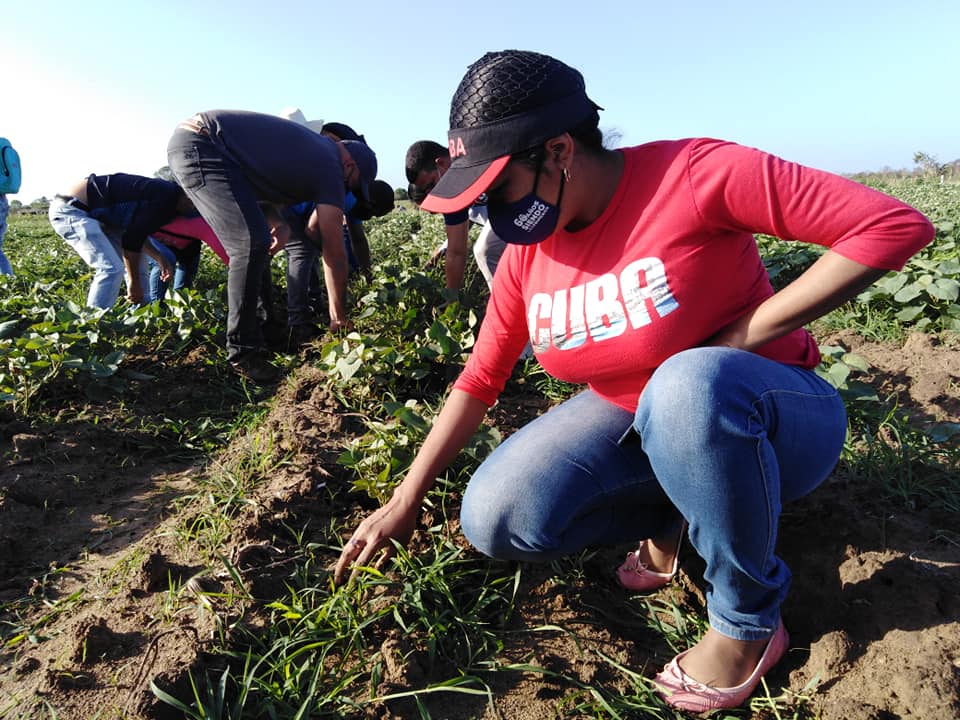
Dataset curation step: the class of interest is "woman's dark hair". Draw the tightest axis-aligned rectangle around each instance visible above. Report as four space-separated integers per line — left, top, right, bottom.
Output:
567 112 605 152
510 112 605 170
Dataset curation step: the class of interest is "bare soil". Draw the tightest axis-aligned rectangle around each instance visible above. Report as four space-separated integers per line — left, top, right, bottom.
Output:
1 333 958 720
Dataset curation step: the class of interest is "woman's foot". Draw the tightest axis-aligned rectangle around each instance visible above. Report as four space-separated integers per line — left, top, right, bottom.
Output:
616 521 686 592
677 628 770 687
654 621 789 712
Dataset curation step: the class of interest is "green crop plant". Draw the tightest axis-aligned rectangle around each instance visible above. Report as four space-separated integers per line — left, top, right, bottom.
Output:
6 180 960 719
338 398 499 503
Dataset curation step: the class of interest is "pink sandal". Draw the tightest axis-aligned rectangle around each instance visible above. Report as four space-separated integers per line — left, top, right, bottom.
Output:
653 620 789 712
616 521 687 592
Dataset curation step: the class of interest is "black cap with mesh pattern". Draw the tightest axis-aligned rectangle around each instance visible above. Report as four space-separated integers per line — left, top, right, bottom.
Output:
421 50 601 214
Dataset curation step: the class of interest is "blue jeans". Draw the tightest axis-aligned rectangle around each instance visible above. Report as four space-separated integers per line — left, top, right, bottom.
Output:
48 198 125 308
0 194 12 276
461 347 846 641
167 128 270 361
147 237 201 302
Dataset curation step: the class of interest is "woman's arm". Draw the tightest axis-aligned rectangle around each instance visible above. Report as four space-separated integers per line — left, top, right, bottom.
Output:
690 140 934 348
333 389 490 585
708 250 886 349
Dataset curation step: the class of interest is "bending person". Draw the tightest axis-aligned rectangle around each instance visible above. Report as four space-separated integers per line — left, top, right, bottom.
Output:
167 110 377 382
406 140 505 292
48 173 183 308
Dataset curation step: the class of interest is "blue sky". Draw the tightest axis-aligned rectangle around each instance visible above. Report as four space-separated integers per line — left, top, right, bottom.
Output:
4 1 958 203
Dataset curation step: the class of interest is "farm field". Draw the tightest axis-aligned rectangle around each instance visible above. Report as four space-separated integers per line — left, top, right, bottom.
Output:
0 178 958 720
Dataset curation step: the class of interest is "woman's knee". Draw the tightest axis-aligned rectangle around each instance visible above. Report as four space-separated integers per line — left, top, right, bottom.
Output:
459 446 572 560
460 466 521 558
636 348 737 439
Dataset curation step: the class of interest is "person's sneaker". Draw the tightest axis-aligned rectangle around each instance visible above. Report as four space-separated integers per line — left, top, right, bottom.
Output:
229 351 281 384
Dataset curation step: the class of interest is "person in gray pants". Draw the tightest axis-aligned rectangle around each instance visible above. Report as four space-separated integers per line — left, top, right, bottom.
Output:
167 109 377 383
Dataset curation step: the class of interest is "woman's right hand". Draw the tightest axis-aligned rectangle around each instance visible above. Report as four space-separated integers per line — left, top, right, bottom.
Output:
333 495 419 586
332 390 491 587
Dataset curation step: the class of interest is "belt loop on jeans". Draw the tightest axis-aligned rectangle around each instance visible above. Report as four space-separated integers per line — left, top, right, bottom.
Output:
54 194 90 212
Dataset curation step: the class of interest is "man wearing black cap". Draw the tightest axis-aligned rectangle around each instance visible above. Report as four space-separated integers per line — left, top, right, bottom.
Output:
167 109 377 382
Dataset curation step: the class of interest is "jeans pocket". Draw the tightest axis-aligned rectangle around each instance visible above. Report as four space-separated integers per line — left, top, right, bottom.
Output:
170 143 205 191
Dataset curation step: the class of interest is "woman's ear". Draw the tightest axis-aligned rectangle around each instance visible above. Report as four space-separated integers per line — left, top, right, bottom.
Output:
546 133 574 168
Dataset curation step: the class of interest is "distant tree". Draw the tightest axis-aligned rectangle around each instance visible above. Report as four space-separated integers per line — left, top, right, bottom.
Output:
913 151 946 178
394 187 409 201
9 199 22 210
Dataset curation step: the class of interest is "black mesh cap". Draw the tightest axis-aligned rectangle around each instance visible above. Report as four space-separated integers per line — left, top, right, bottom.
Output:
422 50 601 214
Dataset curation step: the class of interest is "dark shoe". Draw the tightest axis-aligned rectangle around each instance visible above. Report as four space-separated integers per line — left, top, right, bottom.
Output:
262 319 290 350
229 351 281 384
288 323 321 350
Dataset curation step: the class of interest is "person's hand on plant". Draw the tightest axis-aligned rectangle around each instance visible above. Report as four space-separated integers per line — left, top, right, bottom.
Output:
268 223 289 255
333 495 419 586
334 390 488 587
438 286 459 309
125 272 148 305
328 313 353 333
425 243 446 268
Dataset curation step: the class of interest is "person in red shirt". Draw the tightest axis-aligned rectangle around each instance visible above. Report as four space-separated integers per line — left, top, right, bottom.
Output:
334 50 934 711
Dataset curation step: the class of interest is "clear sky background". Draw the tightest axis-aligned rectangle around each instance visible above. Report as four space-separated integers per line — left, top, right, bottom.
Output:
4 1 958 203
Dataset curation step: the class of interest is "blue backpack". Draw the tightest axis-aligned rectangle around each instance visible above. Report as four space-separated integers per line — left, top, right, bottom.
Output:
0 138 21 194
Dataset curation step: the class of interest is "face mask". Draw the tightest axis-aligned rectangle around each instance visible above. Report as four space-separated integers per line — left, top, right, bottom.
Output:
487 159 566 246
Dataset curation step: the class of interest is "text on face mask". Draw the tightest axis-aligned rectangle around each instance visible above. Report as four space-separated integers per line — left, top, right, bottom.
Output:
514 200 549 230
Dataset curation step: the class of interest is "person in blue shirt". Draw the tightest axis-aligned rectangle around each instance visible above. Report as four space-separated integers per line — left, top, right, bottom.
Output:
0 193 11 276
274 114 393 346
282 179 394 347
0 136 20 276
48 173 185 308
